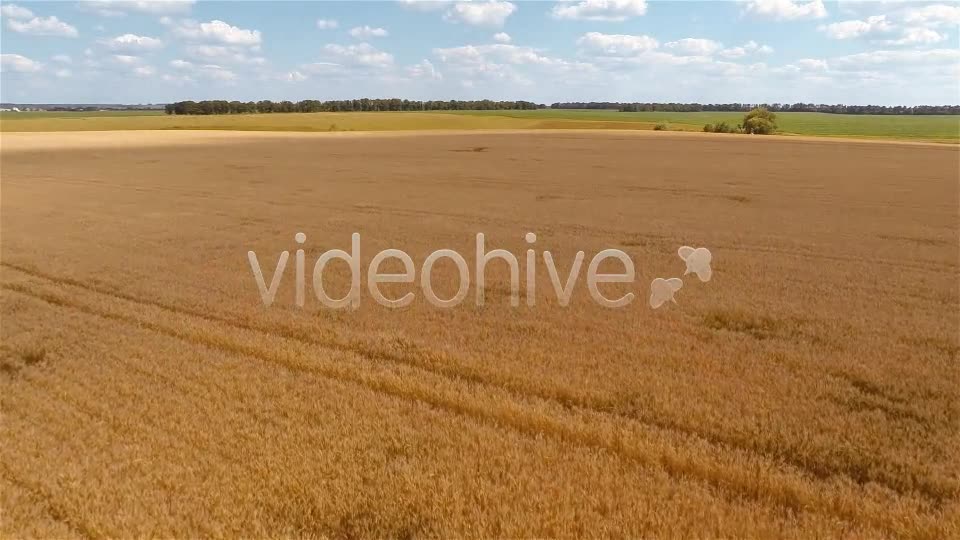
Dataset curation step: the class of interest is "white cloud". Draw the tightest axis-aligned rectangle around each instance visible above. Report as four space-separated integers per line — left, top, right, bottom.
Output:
112 54 141 65
768 48 955 97
6 16 79 37
322 43 394 69
184 45 266 65
818 9 953 47
349 25 389 38
718 40 774 58
284 70 307 82
171 19 262 46
902 4 960 28
300 62 341 75
551 0 648 22
435 43 570 66
204 68 237 81
52 54 73 63
54 68 72 78
819 15 892 39
576 32 658 56
663 38 722 56
80 1 195 17
433 43 593 87
0 53 42 72
773 59 826 76
829 48 960 70
406 59 442 80
796 58 829 71
771 47 959 93
169 58 237 80
0 3 33 18
316 18 338 29
443 1 516 27
89 54 162 77
160 18 264 68
403 1 517 28
742 0 827 21
571 33 789 90
161 73 192 84
100 33 164 52
493 32 511 43
133 65 156 77
398 0 452 12
627 37 772 60
882 27 947 46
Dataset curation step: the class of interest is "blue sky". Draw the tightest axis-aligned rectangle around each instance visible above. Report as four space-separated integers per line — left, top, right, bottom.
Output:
1 1 958 105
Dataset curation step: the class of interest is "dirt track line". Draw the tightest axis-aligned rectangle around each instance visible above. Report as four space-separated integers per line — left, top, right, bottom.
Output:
1 261 948 503
0 268 893 487
3 281 950 537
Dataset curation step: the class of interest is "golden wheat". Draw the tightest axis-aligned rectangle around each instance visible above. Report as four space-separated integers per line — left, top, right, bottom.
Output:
1 131 957 538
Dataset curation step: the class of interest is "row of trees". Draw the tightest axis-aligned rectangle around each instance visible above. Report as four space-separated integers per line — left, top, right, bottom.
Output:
603 102 959 115
165 99 959 116
549 102 957 115
165 99 543 115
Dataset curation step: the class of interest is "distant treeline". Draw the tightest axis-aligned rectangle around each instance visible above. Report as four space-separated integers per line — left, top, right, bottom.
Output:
0 103 164 111
551 102 960 115
47 106 162 112
165 99 543 115
164 99 959 116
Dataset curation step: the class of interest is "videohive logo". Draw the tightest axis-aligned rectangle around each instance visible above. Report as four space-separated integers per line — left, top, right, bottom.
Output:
247 233 713 309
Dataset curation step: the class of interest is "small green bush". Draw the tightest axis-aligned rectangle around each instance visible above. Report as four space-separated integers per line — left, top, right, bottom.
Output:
742 107 777 135
653 122 669 131
704 121 737 134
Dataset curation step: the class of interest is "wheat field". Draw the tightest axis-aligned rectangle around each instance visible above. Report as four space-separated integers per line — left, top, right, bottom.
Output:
1 130 958 538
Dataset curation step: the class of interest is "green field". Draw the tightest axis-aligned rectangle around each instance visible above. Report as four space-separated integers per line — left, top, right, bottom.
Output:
448 110 960 142
1 109 956 142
